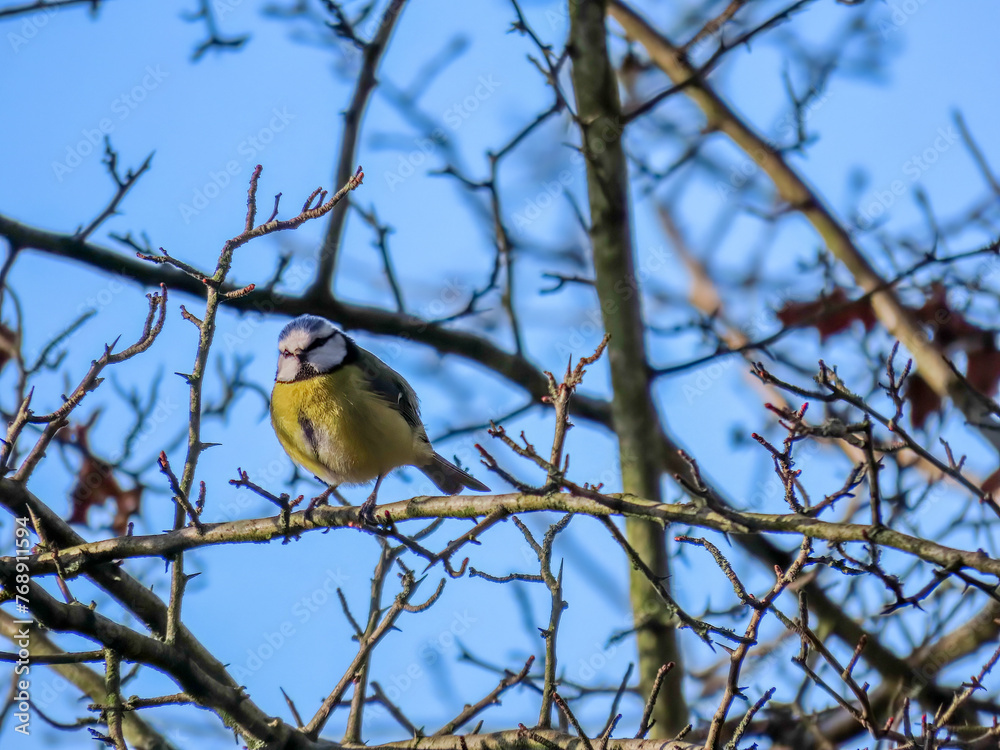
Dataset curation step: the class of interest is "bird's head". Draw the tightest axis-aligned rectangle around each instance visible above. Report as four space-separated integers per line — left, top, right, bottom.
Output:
274 315 352 383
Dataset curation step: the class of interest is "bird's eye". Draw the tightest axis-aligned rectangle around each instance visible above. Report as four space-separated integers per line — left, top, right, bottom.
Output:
280 350 294 359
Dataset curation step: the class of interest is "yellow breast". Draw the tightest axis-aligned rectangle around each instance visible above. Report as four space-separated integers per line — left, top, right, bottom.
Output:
270 367 430 486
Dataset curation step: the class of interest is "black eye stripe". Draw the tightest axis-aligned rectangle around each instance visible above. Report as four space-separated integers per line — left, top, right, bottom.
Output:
303 332 338 353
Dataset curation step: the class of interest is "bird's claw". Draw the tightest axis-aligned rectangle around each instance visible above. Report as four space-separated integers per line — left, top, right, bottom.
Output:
358 495 378 526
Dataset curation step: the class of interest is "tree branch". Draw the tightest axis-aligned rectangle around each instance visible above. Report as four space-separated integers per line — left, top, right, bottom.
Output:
310 0 408 298
569 0 687 734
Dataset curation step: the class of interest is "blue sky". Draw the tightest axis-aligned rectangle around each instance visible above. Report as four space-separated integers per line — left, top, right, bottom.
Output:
3 0 1000 747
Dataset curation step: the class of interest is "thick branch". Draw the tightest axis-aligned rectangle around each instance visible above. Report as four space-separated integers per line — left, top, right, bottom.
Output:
0 0 99 18
569 0 686 734
0 560 286 747
350 731 699 750
0 610 177 750
15 485 1000 596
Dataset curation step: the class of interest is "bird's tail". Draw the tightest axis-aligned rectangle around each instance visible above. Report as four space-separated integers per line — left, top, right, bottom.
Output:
419 453 490 495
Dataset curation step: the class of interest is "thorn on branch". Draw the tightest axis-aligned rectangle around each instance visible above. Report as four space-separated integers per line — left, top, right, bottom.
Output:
266 193 282 224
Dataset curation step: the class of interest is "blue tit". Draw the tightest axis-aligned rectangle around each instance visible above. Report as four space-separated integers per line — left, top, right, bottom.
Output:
269 315 490 521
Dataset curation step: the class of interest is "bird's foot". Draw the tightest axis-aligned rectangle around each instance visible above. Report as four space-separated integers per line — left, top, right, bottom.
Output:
358 474 386 526
311 486 334 508
358 492 378 526
305 486 335 523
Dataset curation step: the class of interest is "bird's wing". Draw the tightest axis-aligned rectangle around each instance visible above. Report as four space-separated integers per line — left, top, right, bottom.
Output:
357 350 423 430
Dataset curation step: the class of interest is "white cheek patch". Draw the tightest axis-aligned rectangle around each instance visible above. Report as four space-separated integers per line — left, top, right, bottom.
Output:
307 335 348 372
275 355 300 383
